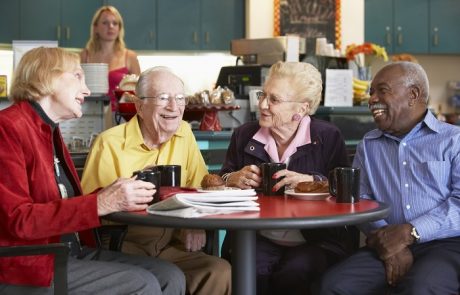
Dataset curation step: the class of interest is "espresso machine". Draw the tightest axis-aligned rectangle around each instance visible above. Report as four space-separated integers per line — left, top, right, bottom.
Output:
216 36 303 128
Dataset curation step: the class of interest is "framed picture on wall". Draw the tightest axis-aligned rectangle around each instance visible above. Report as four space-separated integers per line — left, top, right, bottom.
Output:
274 0 341 56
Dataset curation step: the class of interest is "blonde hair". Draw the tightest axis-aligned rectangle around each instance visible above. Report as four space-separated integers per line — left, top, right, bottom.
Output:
10 47 79 103
266 61 323 114
85 6 126 54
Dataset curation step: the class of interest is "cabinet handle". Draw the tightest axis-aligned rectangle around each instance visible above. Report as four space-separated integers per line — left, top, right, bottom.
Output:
432 27 439 46
149 31 155 42
396 26 403 46
193 32 198 44
385 26 391 46
205 32 210 44
56 25 61 40
66 27 70 40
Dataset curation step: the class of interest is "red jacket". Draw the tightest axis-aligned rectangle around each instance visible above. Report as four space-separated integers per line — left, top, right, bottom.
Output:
0 101 100 287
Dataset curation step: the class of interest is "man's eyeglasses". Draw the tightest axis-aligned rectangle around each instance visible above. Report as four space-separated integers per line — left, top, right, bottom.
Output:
139 93 188 106
256 91 299 106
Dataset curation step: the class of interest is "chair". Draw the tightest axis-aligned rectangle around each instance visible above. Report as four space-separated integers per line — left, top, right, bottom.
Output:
0 243 69 295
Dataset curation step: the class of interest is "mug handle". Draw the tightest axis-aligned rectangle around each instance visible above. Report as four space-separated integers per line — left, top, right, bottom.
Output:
328 170 337 197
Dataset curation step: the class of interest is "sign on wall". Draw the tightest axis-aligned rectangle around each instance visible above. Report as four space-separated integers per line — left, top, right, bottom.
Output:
274 0 341 56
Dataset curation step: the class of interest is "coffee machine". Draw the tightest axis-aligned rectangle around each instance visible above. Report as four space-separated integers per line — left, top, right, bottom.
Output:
216 36 303 128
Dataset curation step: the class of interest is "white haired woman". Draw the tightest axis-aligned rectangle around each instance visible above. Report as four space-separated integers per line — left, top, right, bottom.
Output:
220 61 355 295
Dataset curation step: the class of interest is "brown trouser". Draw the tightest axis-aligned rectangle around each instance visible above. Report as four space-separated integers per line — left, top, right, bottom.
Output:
122 226 231 295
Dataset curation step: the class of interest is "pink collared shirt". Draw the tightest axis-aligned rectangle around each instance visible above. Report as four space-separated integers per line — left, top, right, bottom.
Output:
253 115 312 164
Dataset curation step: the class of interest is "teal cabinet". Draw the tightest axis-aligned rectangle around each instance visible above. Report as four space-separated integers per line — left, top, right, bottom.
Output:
107 0 157 50
201 0 245 50
157 0 201 50
0 0 20 43
365 0 428 54
365 0 460 54
157 0 244 50
429 0 460 54
19 0 102 48
60 0 103 48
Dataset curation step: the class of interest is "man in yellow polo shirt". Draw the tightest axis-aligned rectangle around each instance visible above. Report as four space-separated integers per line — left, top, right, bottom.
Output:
82 66 231 295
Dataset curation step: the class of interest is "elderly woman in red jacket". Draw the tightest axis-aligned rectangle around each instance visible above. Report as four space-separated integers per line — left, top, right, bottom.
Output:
220 61 355 295
0 47 185 294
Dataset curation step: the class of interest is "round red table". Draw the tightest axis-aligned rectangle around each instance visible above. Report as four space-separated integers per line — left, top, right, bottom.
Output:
105 195 389 295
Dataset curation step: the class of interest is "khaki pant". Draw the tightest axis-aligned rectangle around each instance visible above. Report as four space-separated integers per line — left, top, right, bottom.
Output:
122 226 231 295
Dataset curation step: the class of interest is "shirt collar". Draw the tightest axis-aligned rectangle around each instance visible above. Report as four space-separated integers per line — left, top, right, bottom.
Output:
364 110 438 141
124 115 187 150
28 100 58 131
253 116 312 163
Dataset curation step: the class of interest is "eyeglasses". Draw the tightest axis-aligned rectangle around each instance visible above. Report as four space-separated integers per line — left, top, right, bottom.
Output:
139 93 188 106
256 91 299 106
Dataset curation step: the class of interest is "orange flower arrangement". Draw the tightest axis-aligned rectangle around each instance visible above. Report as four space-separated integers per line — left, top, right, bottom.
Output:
345 42 388 68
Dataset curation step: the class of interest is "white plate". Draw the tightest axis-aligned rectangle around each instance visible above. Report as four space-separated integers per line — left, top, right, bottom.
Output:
196 187 241 193
284 189 330 200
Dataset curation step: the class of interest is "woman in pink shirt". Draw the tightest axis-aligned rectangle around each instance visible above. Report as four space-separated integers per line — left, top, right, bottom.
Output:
80 6 141 113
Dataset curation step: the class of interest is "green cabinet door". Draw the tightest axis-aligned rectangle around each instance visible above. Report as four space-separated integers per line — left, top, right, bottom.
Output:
430 0 460 53
20 0 60 41
157 0 200 50
61 0 103 48
393 0 429 54
107 0 157 50
0 0 20 43
365 0 393 52
201 0 244 50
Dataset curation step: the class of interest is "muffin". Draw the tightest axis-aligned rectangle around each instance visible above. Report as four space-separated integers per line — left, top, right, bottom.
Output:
295 181 329 193
201 174 225 190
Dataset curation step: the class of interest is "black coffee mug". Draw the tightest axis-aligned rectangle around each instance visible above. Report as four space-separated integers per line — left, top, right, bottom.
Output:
133 169 161 205
328 167 360 203
260 162 286 196
154 165 181 187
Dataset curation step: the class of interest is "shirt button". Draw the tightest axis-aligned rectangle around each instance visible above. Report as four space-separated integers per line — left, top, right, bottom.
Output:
403 161 407 165
249 146 255 151
402 142 407 146
405 183 409 187
406 204 411 210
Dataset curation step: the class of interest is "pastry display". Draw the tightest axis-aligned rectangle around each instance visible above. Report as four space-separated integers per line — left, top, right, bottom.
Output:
118 74 138 91
295 181 329 193
200 174 225 190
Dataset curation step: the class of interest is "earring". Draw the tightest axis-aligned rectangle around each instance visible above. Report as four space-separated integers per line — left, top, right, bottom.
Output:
292 113 302 121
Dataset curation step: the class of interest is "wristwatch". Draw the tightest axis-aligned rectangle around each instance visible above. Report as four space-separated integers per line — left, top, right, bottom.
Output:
410 226 420 242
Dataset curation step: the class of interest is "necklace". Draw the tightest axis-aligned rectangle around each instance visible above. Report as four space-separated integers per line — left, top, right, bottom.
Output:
54 156 68 198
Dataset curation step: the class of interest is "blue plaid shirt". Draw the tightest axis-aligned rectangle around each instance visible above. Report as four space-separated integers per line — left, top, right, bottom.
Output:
354 111 460 242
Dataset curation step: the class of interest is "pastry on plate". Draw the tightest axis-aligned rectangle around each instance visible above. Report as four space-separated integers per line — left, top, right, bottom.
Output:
295 181 329 193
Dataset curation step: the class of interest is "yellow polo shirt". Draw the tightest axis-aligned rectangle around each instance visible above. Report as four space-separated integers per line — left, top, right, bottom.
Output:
81 115 208 193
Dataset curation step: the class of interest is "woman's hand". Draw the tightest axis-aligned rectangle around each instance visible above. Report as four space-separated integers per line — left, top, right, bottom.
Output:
271 170 314 192
226 165 262 189
96 177 155 216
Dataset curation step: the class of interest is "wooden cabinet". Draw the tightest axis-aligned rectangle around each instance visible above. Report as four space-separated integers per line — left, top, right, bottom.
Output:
157 0 244 50
365 0 460 54
18 0 102 48
107 0 157 50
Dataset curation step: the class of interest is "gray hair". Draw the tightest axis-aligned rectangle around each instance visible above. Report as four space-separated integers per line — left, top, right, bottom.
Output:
135 66 184 97
266 61 323 114
389 61 430 103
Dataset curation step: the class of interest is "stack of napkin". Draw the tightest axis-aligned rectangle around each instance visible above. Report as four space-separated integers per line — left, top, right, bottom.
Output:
147 189 259 217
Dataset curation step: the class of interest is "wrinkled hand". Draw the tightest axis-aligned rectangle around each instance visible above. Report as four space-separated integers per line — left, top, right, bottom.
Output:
366 224 414 260
226 165 262 189
271 169 314 192
179 229 206 252
97 177 155 216
384 247 413 286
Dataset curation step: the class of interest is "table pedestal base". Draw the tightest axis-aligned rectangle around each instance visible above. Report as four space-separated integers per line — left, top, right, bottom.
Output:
232 229 256 295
